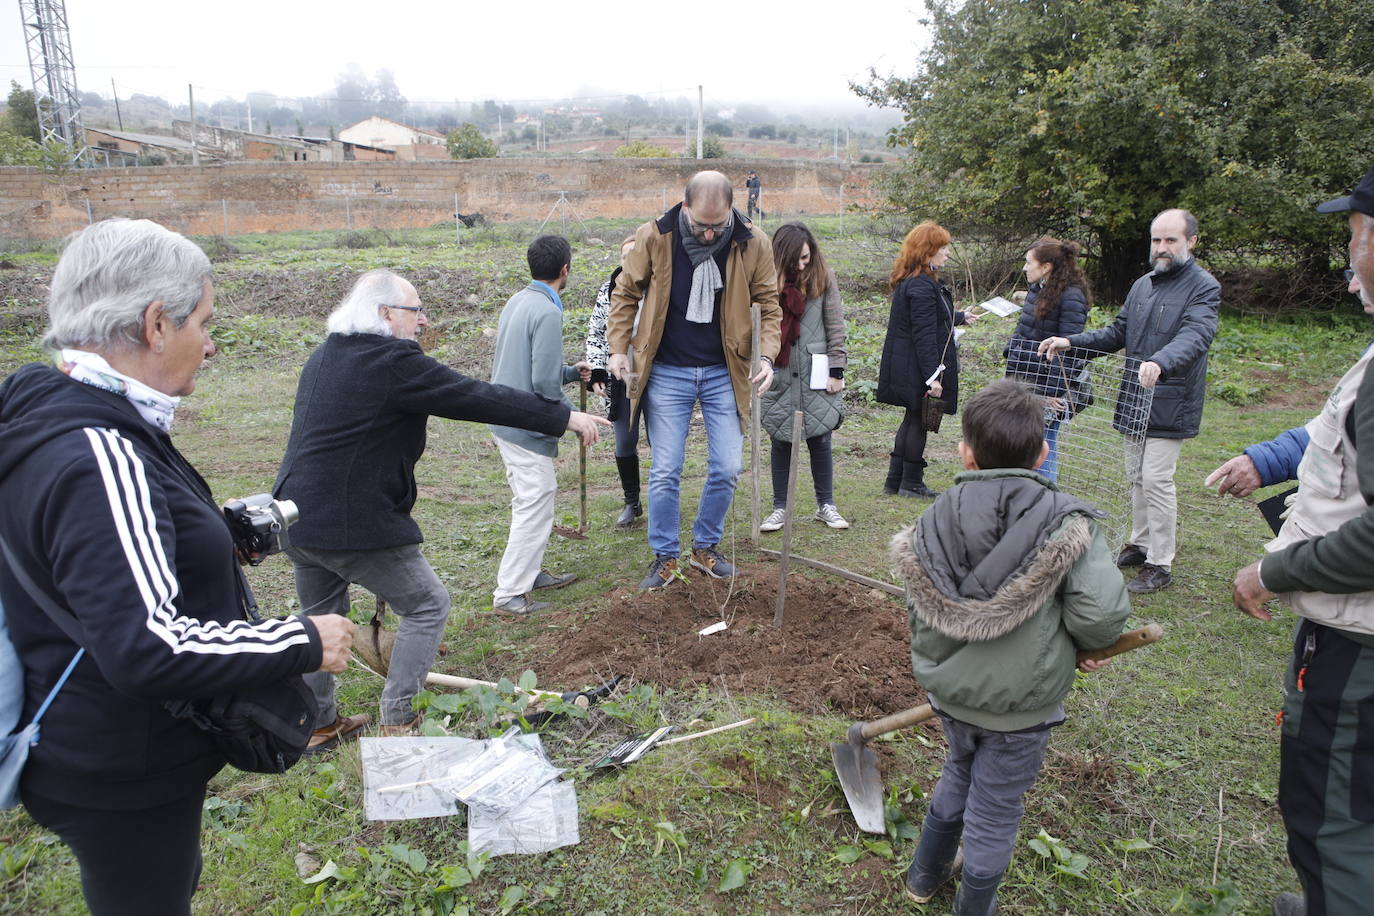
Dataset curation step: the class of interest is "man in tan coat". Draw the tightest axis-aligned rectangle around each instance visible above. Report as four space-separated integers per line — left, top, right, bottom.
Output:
607 171 781 588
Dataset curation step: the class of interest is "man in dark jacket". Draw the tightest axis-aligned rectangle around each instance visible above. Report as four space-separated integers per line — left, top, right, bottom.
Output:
274 269 606 748
1040 209 1220 593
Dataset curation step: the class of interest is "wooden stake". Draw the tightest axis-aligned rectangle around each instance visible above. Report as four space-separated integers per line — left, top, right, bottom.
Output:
578 383 588 531
758 549 905 598
774 410 803 627
658 717 757 746
750 304 762 542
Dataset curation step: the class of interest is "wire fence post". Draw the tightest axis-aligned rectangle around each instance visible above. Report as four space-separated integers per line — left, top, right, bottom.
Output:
84 199 92 225
750 304 762 542
222 199 229 237
345 198 352 230
454 192 460 246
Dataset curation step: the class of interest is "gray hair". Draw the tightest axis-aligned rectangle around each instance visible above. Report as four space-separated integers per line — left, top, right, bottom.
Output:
43 218 211 352
326 269 411 336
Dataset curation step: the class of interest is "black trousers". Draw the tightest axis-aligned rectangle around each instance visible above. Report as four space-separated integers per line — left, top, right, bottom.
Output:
893 407 929 472
769 432 834 508
1278 618 1374 916
23 785 207 916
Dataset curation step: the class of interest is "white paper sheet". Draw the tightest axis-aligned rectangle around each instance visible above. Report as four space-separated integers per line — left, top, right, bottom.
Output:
809 353 829 390
976 296 1021 318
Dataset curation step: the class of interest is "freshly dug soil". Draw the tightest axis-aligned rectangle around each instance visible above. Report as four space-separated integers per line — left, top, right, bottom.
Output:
529 561 926 719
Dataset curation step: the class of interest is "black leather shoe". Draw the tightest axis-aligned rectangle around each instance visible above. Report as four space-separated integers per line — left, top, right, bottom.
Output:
1116 544 1148 568
615 502 643 528
1127 563 1172 593
898 484 939 498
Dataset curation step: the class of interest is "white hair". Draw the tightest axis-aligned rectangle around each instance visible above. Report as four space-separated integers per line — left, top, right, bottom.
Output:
43 218 211 352
326 269 412 336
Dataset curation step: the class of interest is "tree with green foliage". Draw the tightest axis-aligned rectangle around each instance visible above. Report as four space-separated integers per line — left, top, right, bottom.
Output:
5 81 41 143
699 134 726 159
615 139 674 158
0 129 41 166
446 123 498 159
855 0 1374 301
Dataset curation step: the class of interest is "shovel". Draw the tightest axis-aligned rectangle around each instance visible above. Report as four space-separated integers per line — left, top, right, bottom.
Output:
552 383 591 541
832 623 1164 834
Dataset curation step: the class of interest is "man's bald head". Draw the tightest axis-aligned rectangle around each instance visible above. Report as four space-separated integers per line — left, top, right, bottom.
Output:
685 171 733 210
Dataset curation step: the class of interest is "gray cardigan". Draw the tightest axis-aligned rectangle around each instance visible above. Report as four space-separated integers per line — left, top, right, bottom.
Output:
490 282 579 457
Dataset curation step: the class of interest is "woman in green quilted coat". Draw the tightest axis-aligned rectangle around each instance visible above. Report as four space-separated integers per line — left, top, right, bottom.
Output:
758 223 850 531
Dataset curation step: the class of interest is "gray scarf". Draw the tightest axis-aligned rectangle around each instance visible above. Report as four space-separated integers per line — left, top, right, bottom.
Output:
678 209 732 323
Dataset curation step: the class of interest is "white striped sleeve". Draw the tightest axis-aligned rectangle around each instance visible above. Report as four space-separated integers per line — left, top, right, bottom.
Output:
83 427 313 655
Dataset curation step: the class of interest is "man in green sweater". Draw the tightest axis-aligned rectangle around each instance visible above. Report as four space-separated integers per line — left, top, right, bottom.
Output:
1226 164 1374 916
489 235 592 614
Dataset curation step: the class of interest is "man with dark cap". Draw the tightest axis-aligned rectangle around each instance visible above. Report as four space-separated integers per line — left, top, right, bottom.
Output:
745 171 762 220
1209 163 1374 916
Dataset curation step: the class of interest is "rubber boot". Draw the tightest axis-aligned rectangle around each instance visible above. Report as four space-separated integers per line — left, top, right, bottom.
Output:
899 460 937 498
904 813 964 903
883 453 903 495
615 456 643 528
953 867 1004 916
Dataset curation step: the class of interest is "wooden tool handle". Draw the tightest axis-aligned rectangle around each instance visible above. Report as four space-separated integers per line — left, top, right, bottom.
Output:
1076 623 1163 662
849 624 1164 744
852 704 935 743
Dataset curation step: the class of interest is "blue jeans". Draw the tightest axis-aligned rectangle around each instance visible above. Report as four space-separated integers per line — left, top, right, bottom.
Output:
1041 418 1061 482
643 363 743 557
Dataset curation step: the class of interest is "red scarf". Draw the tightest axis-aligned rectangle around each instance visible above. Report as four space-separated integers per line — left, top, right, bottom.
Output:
776 283 807 368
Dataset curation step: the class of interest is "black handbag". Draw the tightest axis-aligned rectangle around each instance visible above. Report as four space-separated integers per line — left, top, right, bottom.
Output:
922 396 946 432
163 675 317 775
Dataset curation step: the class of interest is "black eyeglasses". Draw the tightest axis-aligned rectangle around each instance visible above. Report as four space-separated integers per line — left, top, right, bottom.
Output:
686 213 730 236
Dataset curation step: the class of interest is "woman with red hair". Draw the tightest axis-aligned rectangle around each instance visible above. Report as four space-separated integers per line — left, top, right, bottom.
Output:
877 221 974 497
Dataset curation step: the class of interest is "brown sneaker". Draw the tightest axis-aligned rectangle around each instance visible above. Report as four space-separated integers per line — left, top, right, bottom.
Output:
1127 563 1172 593
302 713 370 755
638 555 679 590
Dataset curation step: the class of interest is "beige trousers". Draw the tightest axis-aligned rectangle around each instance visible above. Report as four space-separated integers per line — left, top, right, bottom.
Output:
493 436 558 602
1124 436 1185 569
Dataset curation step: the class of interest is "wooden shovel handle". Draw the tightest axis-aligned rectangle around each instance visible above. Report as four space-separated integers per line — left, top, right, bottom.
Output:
849 623 1164 744
1076 623 1163 662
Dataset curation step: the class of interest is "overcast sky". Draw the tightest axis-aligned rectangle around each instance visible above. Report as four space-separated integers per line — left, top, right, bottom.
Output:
3 0 929 113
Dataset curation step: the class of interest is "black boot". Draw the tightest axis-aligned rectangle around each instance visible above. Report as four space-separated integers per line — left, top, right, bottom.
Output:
898 460 938 498
615 456 643 528
953 867 1003 916
883 453 903 495
904 814 964 903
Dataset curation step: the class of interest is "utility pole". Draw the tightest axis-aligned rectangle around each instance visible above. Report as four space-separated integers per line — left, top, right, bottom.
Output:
246 95 253 134
188 84 199 165
696 85 703 160
833 126 838 160
111 78 123 131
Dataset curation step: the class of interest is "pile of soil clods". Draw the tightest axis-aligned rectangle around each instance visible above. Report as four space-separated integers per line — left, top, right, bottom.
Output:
529 563 926 719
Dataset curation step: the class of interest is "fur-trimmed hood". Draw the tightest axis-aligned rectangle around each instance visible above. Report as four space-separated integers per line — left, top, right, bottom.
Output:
890 469 1100 642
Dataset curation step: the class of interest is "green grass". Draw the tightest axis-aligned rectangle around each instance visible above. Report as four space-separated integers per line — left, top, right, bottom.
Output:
1 217 1363 914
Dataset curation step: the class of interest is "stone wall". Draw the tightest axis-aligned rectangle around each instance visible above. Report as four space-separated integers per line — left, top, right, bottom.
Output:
0 158 880 239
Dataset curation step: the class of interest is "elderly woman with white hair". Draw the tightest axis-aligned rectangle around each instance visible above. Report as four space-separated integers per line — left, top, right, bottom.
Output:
273 269 606 749
0 218 357 915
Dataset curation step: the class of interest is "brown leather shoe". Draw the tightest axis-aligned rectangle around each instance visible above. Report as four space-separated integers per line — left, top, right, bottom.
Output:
302 713 370 755
380 714 423 737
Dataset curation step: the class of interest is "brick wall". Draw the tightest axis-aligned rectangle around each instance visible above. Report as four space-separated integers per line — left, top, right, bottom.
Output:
0 158 881 239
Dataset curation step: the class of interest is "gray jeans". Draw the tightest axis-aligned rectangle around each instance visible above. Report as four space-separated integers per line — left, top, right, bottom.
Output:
928 713 1054 877
288 543 451 726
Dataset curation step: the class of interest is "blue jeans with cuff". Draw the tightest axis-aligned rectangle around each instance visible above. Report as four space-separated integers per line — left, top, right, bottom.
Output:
643 363 743 557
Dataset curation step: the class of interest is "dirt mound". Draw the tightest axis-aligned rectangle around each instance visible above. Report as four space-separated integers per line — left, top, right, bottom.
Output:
529 563 925 719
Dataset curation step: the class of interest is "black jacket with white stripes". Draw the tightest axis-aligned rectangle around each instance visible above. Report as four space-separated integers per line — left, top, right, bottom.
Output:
0 363 323 810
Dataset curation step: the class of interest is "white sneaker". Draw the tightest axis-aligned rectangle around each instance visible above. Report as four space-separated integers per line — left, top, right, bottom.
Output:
814 504 850 529
759 507 787 532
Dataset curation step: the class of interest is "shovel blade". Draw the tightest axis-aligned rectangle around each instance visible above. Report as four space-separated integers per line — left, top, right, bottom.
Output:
830 740 887 834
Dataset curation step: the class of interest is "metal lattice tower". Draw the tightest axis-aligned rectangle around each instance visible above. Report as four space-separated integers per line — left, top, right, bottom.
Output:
20 0 86 162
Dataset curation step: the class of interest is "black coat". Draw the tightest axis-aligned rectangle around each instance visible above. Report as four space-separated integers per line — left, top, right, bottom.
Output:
877 273 964 413
274 333 570 550
1004 283 1089 399
1071 259 1220 439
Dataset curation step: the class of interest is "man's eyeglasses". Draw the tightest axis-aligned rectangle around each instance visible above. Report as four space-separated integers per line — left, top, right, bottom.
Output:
386 304 426 316
1346 269 1356 284
686 213 730 236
